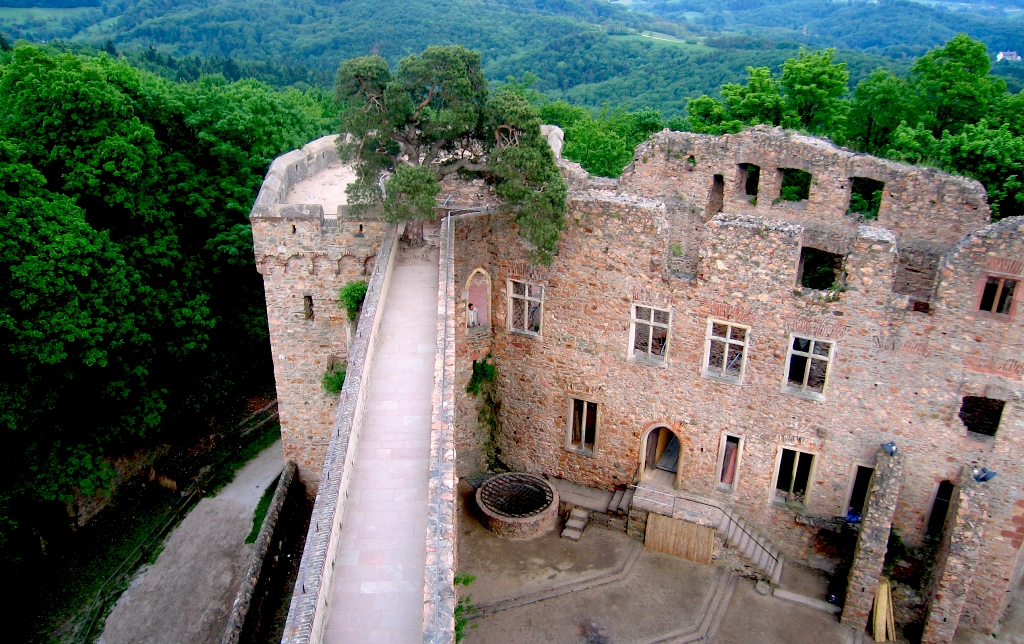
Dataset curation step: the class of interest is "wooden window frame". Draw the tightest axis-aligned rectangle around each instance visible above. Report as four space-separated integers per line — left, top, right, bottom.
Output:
782 334 835 399
629 304 672 364
974 273 1019 322
702 319 750 384
715 432 744 493
769 446 819 508
566 397 600 457
507 278 544 337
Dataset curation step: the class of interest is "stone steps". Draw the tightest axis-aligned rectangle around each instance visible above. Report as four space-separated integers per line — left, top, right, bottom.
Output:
713 507 785 585
561 507 590 541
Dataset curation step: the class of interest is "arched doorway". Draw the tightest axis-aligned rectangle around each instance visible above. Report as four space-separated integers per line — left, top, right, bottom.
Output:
466 268 490 330
640 425 683 488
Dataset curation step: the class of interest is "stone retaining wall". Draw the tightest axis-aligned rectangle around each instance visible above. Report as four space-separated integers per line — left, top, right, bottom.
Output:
280 225 399 644
223 461 298 644
421 216 458 644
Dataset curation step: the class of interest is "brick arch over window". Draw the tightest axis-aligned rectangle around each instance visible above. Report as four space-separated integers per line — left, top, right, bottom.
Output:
466 268 491 329
284 254 308 275
638 422 687 489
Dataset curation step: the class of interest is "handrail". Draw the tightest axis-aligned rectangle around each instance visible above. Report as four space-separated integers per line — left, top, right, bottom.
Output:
631 483 778 565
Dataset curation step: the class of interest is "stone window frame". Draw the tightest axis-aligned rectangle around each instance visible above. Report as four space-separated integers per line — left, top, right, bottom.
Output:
714 432 744 493
565 396 600 457
702 319 750 384
781 333 836 400
769 445 819 508
974 271 1019 322
466 268 492 333
507 278 544 337
628 303 672 365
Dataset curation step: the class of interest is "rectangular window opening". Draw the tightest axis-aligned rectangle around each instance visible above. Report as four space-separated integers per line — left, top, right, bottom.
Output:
743 164 761 197
718 435 741 490
785 335 834 396
959 396 1005 437
774 448 815 506
303 295 314 320
509 279 544 335
632 305 671 362
568 398 599 455
779 168 812 202
926 480 956 537
847 466 874 520
706 174 725 216
848 177 885 219
704 320 748 382
979 276 1016 316
798 246 844 290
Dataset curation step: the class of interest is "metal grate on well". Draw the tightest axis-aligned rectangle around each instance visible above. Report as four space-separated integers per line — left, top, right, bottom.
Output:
478 473 555 518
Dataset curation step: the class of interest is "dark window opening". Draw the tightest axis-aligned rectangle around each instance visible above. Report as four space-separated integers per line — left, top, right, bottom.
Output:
775 448 814 505
706 174 725 216
847 466 874 519
979 276 1016 315
911 300 931 313
303 295 314 320
848 177 885 219
779 168 812 202
570 398 598 455
926 480 956 537
719 435 740 489
743 164 761 196
291 224 297 234
798 247 844 290
959 396 1005 436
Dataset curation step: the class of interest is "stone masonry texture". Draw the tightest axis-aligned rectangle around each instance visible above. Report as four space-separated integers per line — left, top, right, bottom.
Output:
840 448 904 629
256 127 1024 642
922 475 989 644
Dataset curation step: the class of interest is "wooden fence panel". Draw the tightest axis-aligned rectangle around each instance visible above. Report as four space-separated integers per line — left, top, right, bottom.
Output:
645 513 714 565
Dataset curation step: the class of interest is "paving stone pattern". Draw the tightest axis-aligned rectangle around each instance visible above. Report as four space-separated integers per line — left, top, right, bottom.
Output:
320 247 439 644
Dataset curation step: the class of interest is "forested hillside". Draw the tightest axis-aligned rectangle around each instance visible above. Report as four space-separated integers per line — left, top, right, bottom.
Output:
0 44 334 638
0 0 903 112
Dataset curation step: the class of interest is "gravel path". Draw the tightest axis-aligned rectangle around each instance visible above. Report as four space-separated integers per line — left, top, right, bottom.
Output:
98 440 284 644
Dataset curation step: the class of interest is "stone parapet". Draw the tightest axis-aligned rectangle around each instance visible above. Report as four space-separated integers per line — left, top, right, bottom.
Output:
841 448 905 630
222 461 298 644
422 216 458 644
921 476 989 644
280 225 399 644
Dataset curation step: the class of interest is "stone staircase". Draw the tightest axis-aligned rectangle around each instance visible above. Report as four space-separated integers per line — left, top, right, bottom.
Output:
632 485 785 585
561 507 589 541
714 506 785 585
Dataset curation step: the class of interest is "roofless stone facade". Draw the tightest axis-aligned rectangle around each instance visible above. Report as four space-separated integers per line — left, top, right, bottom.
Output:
255 127 1024 641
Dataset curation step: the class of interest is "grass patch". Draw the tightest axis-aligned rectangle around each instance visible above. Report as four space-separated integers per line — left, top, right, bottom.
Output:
611 33 712 52
246 474 281 544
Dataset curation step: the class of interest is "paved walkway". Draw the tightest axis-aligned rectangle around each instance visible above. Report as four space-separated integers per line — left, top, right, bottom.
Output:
98 440 284 644
322 246 439 644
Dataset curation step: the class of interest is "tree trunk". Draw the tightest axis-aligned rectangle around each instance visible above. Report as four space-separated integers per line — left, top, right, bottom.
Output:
402 218 425 246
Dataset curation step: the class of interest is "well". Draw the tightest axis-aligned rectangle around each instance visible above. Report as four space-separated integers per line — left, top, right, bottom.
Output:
475 473 559 539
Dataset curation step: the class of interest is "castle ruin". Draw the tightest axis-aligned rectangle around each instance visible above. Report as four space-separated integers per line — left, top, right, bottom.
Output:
251 126 1024 643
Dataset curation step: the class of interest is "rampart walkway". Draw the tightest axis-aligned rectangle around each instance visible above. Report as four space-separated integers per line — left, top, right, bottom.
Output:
321 245 440 644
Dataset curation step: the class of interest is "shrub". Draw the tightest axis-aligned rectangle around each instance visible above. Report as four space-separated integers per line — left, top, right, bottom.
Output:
322 362 347 394
338 280 368 320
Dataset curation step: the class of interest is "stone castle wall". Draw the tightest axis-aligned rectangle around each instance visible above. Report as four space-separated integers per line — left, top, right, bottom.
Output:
449 128 1023 635
250 135 387 490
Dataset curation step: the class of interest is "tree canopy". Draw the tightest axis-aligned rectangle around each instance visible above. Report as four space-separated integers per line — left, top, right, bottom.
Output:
337 45 566 263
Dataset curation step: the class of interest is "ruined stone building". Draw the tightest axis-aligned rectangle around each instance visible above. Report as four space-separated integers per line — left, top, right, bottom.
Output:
251 127 1024 643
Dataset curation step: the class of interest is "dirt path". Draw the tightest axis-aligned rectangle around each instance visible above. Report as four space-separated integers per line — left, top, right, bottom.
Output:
98 440 284 644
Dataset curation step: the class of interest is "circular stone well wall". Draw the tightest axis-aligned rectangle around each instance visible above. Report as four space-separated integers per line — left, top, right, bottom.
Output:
475 473 559 539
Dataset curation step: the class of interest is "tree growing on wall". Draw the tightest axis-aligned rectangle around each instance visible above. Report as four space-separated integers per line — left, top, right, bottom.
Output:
336 45 566 263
